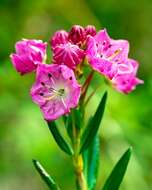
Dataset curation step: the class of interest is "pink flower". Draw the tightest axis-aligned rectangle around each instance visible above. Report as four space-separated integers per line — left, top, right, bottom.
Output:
86 29 129 79
10 39 47 75
52 42 85 69
68 25 86 46
111 59 143 93
86 29 143 93
31 64 81 121
85 25 96 37
50 30 68 50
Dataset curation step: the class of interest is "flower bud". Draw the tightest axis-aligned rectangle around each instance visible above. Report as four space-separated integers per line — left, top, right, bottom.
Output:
50 30 68 49
10 39 47 75
53 42 85 69
68 25 86 46
85 25 96 37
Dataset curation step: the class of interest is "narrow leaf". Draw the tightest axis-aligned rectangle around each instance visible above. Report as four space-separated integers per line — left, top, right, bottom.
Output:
65 114 74 141
102 147 132 190
47 122 73 155
33 159 60 190
83 136 100 190
80 91 107 153
72 108 83 130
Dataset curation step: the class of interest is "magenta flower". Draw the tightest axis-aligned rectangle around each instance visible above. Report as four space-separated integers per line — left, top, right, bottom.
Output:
31 64 81 121
85 25 96 37
86 29 129 79
10 39 47 75
111 59 143 93
52 42 85 69
50 30 68 50
68 25 86 46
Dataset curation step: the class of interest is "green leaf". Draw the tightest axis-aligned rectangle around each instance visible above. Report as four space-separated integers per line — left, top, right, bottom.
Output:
102 147 132 190
65 114 73 140
83 136 100 190
33 160 60 190
47 121 73 155
80 91 107 153
72 108 83 130
65 109 83 143
62 115 68 125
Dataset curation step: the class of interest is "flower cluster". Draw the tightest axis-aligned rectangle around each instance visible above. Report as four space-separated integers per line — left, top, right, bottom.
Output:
50 25 96 69
10 25 143 120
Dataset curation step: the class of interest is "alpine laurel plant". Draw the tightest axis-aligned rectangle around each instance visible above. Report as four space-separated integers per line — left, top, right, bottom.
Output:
10 25 143 190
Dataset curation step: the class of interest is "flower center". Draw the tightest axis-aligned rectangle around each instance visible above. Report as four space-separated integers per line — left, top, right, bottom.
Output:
47 87 65 100
57 88 65 96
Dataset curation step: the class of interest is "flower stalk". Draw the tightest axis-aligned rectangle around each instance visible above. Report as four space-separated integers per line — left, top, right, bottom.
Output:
72 110 88 190
73 135 88 190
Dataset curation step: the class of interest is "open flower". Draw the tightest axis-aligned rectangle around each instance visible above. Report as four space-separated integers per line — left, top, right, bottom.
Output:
111 59 143 93
86 29 129 79
31 64 81 121
86 29 143 93
112 74 143 94
50 30 68 50
53 42 85 69
10 39 47 75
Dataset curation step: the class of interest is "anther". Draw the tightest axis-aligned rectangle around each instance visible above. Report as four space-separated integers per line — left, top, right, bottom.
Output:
39 92 44 96
108 48 122 60
48 73 52 78
103 41 106 46
41 82 45 86
69 76 72 80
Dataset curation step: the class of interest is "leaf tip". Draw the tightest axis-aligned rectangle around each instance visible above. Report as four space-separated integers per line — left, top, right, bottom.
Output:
126 147 132 157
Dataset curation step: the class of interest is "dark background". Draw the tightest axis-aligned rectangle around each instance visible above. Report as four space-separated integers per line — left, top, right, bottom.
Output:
0 0 152 189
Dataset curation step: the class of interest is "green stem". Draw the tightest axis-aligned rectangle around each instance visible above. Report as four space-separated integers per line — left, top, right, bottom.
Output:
72 111 88 190
81 70 94 103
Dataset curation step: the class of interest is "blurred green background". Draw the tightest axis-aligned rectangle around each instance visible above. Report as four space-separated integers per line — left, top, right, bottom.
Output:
0 0 152 189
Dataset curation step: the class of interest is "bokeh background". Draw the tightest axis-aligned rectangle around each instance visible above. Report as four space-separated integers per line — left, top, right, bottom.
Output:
0 0 152 189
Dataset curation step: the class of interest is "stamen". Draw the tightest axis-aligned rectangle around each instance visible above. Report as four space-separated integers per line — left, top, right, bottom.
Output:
50 76 56 86
49 87 55 92
108 48 122 60
47 73 56 87
69 76 72 80
44 94 57 101
61 98 67 110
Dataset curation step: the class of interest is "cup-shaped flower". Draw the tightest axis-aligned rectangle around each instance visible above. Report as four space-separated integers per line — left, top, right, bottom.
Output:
50 30 68 50
52 42 85 69
111 59 143 93
31 64 81 121
85 25 96 37
10 39 47 75
68 25 86 46
86 29 129 79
